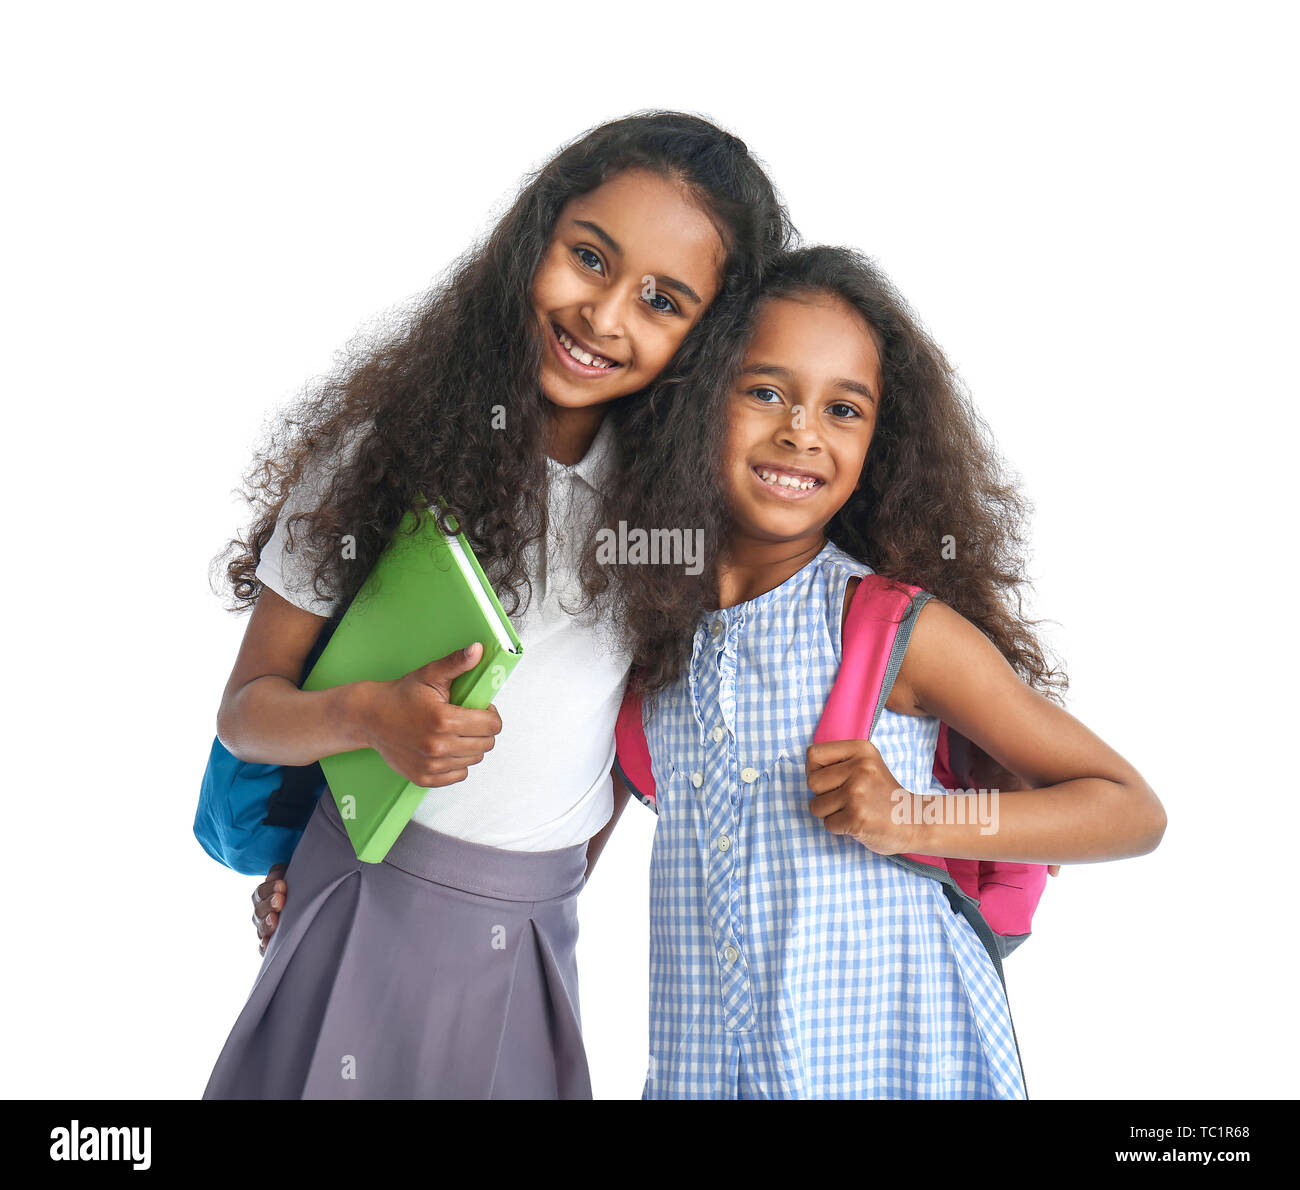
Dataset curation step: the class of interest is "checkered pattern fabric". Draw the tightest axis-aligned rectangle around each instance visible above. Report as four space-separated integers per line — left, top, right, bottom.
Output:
641 542 1027 1099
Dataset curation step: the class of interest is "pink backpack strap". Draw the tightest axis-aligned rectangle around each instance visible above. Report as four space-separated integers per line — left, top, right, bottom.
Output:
816 575 1043 975
814 574 952 874
814 574 928 746
614 679 658 812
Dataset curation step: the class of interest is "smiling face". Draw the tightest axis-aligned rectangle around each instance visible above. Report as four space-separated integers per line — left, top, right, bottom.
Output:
530 167 726 409
723 292 883 549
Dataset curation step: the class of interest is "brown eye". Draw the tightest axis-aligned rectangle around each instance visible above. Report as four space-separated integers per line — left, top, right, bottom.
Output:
644 290 679 315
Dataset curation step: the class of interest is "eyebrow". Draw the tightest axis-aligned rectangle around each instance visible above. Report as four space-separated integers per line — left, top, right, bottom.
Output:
572 219 704 306
740 363 877 404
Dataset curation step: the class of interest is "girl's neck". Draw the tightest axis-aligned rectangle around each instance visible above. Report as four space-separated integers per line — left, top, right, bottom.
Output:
544 403 608 466
716 532 828 609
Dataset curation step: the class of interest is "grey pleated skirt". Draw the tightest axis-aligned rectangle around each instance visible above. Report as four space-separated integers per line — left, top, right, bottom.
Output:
202 789 591 1099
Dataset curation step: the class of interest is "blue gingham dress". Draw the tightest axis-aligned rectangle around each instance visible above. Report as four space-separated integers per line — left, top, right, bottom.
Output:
641 541 1027 1099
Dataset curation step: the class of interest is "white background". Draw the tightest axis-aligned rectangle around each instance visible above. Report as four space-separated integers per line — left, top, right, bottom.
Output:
4 1 1295 1100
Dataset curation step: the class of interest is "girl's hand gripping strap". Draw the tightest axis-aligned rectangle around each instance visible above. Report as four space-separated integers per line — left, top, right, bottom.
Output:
823 575 1048 951
813 573 952 873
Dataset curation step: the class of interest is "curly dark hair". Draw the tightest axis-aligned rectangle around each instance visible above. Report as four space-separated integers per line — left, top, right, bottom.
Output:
213 111 795 692
744 245 1068 703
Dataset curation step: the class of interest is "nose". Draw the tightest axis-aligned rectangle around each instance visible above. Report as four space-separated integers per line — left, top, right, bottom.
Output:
580 290 628 341
777 406 822 453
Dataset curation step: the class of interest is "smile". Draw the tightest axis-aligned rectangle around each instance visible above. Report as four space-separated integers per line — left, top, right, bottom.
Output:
752 465 825 498
549 321 622 374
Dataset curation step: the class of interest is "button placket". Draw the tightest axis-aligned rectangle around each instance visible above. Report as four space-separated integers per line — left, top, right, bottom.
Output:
690 614 753 1033
722 611 757 1031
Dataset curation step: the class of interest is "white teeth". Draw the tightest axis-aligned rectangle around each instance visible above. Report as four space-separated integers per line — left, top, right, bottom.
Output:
757 467 820 491
555 325 615 369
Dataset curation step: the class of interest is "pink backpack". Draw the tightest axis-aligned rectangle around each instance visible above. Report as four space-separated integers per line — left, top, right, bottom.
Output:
614 574 1049 973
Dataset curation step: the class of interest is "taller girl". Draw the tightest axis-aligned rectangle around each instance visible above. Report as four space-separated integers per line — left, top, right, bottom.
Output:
203 112 793 1099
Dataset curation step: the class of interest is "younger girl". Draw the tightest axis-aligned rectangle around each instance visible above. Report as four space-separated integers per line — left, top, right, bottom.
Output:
202 112 792 1099
622 246 1166 1099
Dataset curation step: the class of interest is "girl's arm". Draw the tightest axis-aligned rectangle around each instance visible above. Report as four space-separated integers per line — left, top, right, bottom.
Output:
886 599 1166 864
218 587 501 785
231 587 505 954
584 766 632 881
217 587 370 766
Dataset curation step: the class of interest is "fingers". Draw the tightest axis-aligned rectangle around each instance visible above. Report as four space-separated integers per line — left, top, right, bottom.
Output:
253 904 279 956
805 738 877 777
434 704 503 737
807 789 847 820
821 808 856 836
413 643 485 700
251 863 287 905
401 731 499 787
805 758 863 796
251 881 285 917
431 731 500 761
252 867 288 954
401 698 501 743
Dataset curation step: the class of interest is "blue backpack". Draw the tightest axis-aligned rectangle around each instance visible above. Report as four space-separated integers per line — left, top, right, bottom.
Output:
193 614 341 876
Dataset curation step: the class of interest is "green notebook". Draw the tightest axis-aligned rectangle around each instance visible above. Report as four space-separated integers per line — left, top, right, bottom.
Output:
301 501 523 863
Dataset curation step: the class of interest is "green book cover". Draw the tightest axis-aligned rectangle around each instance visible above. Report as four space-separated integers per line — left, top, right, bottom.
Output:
301 502 523 863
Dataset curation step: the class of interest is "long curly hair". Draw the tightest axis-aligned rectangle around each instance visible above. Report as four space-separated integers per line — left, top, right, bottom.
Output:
214 111 795 691
746 245 1068 703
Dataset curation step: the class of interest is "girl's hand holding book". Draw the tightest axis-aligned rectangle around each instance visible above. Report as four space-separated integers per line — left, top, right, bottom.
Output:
357 642 504 789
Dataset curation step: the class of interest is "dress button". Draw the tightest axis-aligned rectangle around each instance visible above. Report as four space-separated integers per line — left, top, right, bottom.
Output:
740 767 759 783
723 945 740 964
710 619 724 638
710 726 725 743
691 771 703 788
717 835 731 852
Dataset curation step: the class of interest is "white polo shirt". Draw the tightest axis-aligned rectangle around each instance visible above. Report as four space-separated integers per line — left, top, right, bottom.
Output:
254 416 631 851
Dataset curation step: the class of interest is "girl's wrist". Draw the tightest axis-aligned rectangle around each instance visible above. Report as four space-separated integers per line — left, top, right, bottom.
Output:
892 806 923 856
335 680 380 752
